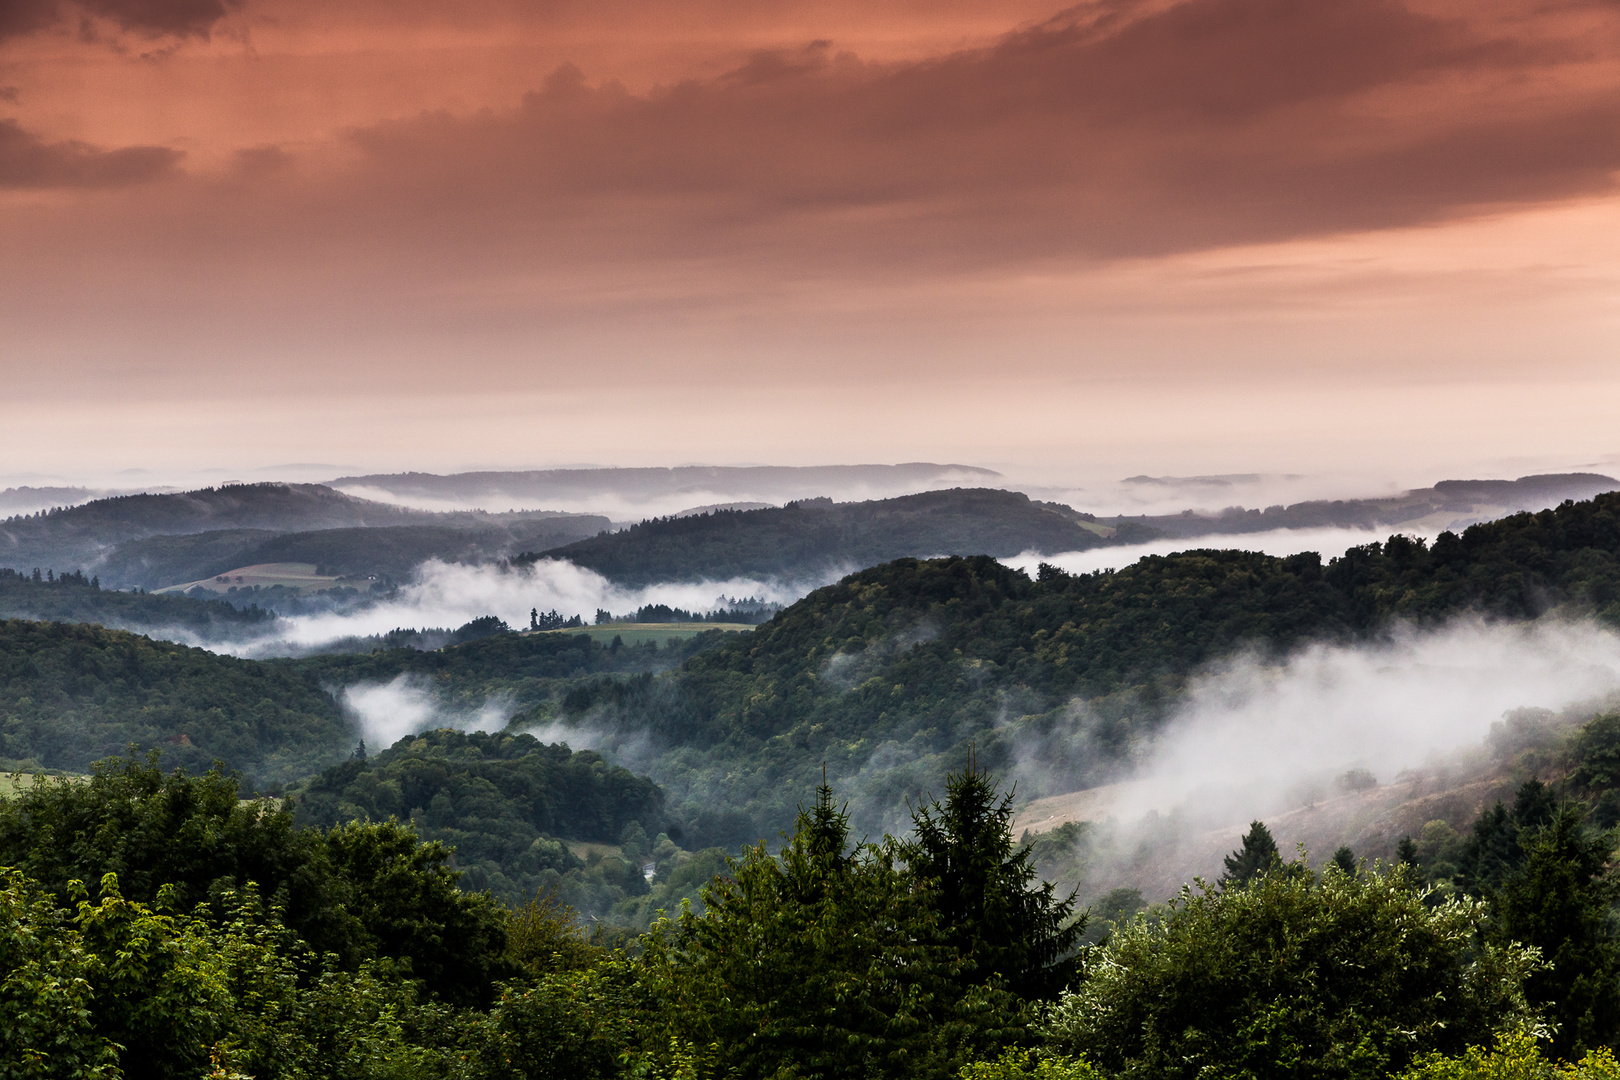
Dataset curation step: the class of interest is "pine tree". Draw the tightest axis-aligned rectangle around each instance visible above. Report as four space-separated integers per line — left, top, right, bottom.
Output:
1222 821 1281 887
1331 846 1357 876
1492 806 1620 1058
905 757 1083 998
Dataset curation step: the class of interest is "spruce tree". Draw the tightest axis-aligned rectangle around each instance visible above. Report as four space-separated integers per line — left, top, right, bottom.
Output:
905 758 1083 998
1222 820 1281 887
1492 806 1620 1058
1331 846 1357 876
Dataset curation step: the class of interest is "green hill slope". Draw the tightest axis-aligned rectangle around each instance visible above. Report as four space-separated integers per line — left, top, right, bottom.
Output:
0 619 347 783
0 568 275 640
554 491 1620 840
0 481 609 589
521 487 1107 586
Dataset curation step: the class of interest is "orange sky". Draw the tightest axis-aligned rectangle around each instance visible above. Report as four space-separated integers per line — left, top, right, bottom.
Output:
2 0 1618 486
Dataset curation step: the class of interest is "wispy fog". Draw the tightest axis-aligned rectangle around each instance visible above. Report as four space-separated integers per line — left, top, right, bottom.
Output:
342 674 517 749
219 558 831 657
1004 526 1422 578
1017 616 1620 896
1117 617 1620 823
329 465 1001 519
1018 474 1406 519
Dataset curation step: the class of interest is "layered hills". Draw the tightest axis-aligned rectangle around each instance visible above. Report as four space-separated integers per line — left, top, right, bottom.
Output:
0 482 608 590
328 462 1002 510
5 487 1620 882
1124 471 1619 537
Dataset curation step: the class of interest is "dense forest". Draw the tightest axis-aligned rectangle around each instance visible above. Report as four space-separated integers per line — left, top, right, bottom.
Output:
0 619 346 782
540 490 1620 836
7 754 1617 1080
520 488 1111 586
0 566 275 638
8 493 1620 1073
291 730 668 907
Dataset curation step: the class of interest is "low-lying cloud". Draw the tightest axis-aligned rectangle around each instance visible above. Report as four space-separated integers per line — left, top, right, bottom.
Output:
220 557 827 657
1016 615 1620 898
341 673 516 751
1113 617 1620 825
1005 526 1418 578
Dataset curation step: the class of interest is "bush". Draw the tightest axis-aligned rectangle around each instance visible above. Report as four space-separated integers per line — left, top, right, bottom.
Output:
1045 862 1540 1080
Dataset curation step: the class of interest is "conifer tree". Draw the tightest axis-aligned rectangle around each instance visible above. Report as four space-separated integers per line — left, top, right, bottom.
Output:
1331 846 1357 876
906 757 1083 998
1222 820 1281 887
1491 806 1620 1058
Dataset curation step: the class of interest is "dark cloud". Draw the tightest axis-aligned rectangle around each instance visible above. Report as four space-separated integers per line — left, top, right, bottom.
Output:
0 120 182 188
337 0 1620 263
0 0 233 42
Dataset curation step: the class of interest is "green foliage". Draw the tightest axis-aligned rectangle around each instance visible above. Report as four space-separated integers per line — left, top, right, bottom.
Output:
1397 1029 1620 1080
520 489 1105 587
504 889 603 976
291 729 664 904
641 782 1027 1080
958 1047 1099 1080
1572 714 1620 793
0 619 347 783
1221 820 1282 887
1454 781 1560 898
905 760 1083 999
0 868 119 1080
1045 863 1541 1080
1490 808 1620 1058
0 756 511 1005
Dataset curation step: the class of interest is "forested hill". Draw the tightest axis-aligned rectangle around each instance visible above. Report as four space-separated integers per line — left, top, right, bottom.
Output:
1125 471 1619 538
0 482 608 588
0 567 274 639
291 729 666 902
99 518 610 590
569 490 1620 834
520 488 1112 586
0 619 347 783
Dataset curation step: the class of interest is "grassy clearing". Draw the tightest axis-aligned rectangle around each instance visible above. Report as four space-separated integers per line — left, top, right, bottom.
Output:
156 562 352 596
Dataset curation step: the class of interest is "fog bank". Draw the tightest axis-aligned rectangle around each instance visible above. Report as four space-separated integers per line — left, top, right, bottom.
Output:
1016 616 1620 899
342 674 517 750
220 557 828 657
1005 526 1423 578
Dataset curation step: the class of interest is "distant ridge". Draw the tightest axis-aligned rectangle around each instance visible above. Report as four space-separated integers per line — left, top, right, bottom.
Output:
517 487 1105 586
0 482 606 588
1117 472 1620 538
328 464 1002 508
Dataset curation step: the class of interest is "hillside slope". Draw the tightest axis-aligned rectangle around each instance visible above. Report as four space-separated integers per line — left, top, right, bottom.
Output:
556 490 1620 839
522 488 1107 586
1125 471 1619 538
0 619 347 783
0 482 608 588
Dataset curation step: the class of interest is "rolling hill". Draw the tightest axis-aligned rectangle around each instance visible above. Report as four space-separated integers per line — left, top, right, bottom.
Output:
519 487 1112 586
0 482 609 589
1123 471 1619 538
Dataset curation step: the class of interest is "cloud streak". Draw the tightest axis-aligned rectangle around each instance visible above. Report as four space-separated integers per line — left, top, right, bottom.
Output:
220 557 825 656
0 120 182 189
340 672 514 750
